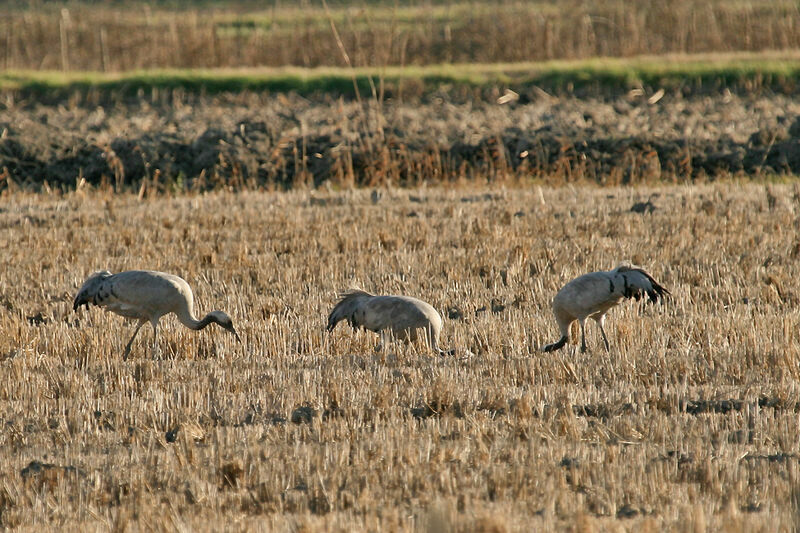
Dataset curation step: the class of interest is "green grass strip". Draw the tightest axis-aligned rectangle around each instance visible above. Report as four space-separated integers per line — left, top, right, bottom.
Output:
3 52 800 98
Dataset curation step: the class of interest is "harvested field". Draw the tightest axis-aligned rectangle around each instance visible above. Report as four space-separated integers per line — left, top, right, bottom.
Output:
0 183 799 530
3 90 800 191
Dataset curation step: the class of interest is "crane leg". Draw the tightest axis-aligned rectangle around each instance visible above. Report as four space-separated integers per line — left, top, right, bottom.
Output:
123 320 146 360
375 330 389 353
150 322 162 359
579 319 587 353
597 320 610 352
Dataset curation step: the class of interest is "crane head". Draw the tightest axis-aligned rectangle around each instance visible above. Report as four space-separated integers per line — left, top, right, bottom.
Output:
73 270 113 311
208 310 240 342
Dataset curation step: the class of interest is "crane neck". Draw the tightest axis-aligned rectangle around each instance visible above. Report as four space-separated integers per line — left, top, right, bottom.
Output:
176 308 216 331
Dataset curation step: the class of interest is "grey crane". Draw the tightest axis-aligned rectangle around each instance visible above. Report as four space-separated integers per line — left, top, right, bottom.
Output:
541 263 669 353
326 290 452 355
73 270 239 359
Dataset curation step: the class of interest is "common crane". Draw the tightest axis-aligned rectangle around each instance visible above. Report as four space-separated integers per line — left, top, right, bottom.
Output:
73 270 239 359
327 290 452 355
542 263 669 353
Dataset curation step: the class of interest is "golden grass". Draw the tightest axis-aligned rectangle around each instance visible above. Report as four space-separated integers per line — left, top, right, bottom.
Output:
0 182 799 530
3 0 800 71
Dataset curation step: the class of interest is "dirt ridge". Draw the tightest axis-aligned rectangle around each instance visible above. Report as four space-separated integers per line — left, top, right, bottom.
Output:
2 93 799 190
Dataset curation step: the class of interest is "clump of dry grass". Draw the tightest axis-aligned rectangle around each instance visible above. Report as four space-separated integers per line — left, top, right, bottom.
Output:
0 182 799 530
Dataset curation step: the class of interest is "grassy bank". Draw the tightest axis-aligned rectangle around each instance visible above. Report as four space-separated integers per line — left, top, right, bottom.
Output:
4 52 800 100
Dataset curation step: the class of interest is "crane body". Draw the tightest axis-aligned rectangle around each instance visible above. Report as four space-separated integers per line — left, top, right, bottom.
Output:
327 290 451 355
542 263 669 353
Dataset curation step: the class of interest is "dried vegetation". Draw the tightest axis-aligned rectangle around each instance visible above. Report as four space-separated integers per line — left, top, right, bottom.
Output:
0 183 799 530
3 0 800 71
3 90 800 192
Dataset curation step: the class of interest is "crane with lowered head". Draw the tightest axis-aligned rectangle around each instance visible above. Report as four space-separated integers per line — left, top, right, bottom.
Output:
73 270 240 359
327 289 453 356
541 263 669 353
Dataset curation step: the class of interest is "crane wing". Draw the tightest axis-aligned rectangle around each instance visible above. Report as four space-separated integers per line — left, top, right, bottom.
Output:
326 292 436 334
362 296 431 332
75 270 191 320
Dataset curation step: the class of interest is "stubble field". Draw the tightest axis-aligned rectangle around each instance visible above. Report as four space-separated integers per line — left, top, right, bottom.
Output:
0 182 799 531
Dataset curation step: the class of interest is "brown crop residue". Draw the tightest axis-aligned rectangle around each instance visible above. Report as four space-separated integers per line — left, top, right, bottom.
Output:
2 91 800 192
0 183 798 530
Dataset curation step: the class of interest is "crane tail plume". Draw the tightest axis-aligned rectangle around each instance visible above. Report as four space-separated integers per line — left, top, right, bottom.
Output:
639 271 670 304
617 265 670 304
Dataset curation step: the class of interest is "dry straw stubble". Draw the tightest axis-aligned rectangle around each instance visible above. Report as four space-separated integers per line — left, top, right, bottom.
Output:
0 183 799 530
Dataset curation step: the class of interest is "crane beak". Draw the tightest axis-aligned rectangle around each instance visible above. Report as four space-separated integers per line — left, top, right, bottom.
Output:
230 327 241 343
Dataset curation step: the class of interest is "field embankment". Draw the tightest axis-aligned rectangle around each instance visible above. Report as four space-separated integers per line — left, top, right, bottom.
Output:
2 80 800 191
4 52 800 99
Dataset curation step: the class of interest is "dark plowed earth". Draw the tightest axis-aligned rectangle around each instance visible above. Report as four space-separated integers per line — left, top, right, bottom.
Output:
1 91 799 190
